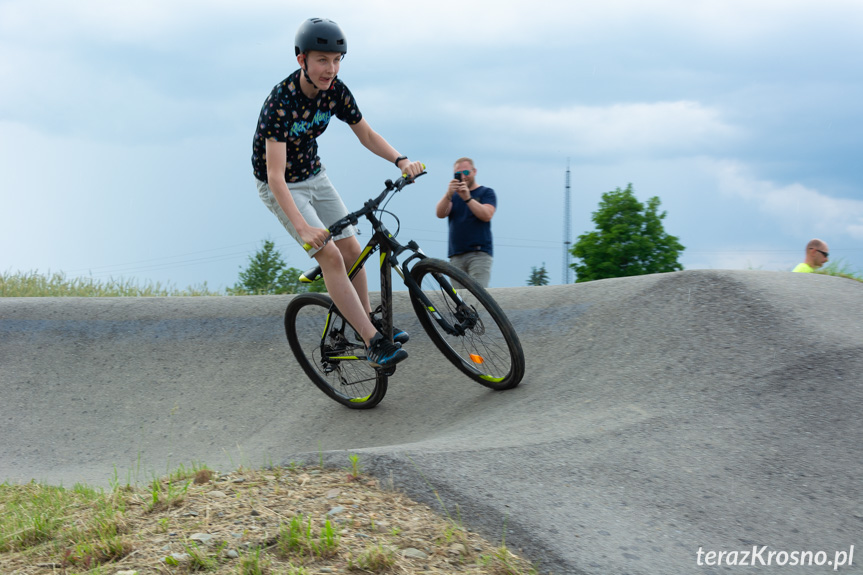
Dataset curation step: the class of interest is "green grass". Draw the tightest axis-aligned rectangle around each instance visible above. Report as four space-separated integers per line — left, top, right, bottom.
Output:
1 270 221 297
275 514 340 559
348 543 397 572
1 269 327 296
236 546 271 574
0 481 132 569
813 259 863 282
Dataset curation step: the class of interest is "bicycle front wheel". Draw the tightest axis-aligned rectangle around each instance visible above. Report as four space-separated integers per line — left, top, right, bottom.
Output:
284 293 388 409
409 258 525 390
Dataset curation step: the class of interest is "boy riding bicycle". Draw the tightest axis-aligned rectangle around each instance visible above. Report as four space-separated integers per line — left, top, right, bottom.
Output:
252 17 423 368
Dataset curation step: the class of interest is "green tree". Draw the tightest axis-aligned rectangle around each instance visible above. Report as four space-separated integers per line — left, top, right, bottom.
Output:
527 262 550 286
571 184 684 282
228 240 326 295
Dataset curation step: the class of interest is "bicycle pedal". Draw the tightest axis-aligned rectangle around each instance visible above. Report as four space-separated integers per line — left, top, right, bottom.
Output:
378 365 397 377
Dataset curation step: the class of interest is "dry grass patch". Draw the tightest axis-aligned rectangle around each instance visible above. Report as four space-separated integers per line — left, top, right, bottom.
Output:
1 463 540 574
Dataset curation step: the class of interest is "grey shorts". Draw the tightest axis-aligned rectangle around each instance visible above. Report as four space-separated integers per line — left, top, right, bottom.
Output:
256 166 356 258
449 251 493 288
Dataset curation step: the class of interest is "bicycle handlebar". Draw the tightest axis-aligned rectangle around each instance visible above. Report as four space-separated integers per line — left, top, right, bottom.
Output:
302 168 426 251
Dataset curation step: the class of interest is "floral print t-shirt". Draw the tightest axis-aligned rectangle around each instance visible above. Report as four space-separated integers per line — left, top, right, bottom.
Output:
252 70 363 183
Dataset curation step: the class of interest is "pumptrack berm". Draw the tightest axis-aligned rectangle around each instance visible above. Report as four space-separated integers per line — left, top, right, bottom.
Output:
2 270 861 574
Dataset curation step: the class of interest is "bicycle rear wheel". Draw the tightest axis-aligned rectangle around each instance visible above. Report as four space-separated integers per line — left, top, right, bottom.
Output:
284 293 388 409
409 258 525 390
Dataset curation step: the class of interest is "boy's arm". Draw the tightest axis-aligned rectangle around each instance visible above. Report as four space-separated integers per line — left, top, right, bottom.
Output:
350 119 424 177
264 140 329 250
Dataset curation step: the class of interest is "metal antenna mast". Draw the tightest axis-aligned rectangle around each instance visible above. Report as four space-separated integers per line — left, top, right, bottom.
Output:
562 159 572 284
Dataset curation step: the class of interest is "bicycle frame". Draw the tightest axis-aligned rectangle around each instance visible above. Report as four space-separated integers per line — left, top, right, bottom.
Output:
299 176 472 345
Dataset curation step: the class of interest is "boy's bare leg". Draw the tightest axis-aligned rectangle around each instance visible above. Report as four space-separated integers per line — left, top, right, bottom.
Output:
314 243 376 346
334 236 373 316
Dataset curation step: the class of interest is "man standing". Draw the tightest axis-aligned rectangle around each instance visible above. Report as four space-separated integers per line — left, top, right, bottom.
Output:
435 157 497 287
792 238 830 272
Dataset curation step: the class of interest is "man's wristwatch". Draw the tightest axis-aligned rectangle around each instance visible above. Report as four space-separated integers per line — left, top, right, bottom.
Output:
394 155 408 167
465 197 475 203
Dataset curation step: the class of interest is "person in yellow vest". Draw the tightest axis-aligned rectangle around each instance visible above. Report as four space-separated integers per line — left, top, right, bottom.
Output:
792 238 829 272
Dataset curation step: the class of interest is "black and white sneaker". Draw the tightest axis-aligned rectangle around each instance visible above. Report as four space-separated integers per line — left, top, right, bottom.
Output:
365 333 408 367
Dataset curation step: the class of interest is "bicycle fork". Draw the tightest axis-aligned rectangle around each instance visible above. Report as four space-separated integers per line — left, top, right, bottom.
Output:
401 255 476 337
381 242 474 339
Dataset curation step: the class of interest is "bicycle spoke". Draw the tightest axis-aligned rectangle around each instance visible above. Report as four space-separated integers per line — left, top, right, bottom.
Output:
285 294 388 408
432 288 512 380
410 259 524 389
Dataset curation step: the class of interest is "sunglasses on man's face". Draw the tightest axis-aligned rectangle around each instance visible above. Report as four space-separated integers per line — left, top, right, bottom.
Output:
454 170 471 177
815 249 830 257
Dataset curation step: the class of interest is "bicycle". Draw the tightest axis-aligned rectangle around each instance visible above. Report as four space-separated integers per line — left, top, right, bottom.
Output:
283 170 525 409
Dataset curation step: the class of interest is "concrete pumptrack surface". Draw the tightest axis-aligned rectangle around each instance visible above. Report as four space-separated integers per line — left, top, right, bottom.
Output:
1 269 862 574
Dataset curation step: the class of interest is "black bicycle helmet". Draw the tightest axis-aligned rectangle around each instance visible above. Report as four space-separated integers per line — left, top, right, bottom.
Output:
294 18 347 56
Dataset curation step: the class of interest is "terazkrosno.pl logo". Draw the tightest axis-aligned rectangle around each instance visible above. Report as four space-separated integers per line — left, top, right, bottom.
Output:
696 546 854 570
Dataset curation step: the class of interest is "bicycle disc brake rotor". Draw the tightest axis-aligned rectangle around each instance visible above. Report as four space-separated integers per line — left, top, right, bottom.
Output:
456 305 485 335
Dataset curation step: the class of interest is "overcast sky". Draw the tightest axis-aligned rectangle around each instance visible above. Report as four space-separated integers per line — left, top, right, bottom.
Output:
2 0 862 291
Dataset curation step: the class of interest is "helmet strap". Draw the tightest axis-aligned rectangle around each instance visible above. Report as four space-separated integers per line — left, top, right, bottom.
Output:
299 56 316 90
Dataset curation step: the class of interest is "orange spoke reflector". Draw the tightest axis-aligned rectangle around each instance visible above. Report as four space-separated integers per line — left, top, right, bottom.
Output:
469 353 485 364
